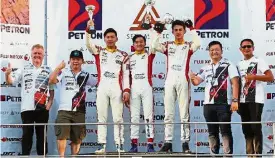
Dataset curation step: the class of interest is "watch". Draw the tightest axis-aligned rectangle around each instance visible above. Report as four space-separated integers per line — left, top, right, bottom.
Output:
232 98 238 102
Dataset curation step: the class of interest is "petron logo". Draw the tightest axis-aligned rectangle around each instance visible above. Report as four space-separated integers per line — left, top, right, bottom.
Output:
0 0 30 34
266 0 275 30
194 0 229 38
0 95 21 102
68 0 102 39
267 93 275 99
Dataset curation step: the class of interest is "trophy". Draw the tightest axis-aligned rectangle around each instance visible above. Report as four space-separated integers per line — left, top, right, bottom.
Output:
142 0 156 29
154 13 174 33
85 5 96 34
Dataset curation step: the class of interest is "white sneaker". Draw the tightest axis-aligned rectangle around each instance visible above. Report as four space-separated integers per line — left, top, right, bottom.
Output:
95 144 106 154
116 144 125 152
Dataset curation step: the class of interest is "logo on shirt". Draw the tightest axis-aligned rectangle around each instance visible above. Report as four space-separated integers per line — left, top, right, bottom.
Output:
267 93 275 99
129 3 161 31
266 0 275 30
194 100 204 106
0 95 21 102
68 0 103 39
194 0 229 38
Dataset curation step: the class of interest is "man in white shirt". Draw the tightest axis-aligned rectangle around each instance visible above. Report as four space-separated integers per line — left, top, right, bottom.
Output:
150 19 201 153
128 34 155 152
49 50 96 156
85 21 130 153
190 41 239 155
5 44 54 155
237 39 274 155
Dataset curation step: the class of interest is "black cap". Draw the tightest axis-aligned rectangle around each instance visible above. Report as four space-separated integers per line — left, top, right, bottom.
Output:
70 50 83 59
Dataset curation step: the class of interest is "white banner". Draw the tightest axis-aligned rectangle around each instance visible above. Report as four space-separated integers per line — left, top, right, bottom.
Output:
0 0 45 156
1 0 274 156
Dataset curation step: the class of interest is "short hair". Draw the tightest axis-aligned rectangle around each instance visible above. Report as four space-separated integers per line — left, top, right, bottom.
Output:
240 39 254 46
172 20 186 30
208 41 223 50
31 44 44 50
132 34 146 44
104 28 117 37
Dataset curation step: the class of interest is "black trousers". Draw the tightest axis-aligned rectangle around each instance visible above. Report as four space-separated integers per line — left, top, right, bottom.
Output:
21 110 49 155
204 104 233 154
238 103 263 155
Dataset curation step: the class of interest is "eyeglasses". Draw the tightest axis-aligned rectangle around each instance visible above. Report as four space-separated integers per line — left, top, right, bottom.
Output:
241 45 253 49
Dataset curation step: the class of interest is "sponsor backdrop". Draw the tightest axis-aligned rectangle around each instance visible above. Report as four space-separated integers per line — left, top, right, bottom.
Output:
0 0 45 156
1 0 275 156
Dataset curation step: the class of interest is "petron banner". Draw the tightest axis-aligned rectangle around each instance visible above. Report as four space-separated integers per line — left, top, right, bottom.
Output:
0 0 45 156
1 0 274 156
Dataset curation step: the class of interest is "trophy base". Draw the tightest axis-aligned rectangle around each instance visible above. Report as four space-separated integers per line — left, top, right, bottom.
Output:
141 23 151 30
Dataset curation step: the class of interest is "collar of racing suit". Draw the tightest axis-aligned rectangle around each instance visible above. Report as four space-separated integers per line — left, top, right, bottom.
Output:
134 50 145 55
105 46 117 53
174 40 185 45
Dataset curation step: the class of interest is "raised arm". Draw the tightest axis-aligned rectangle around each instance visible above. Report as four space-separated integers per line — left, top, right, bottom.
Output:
85 20 101 55
5 63 22 85
149 28 167 54
49 61 66 84
185 20 201 52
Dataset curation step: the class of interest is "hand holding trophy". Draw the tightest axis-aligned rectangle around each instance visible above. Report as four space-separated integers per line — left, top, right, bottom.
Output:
85 5 96 34
141 0 156 29
154 13 174 33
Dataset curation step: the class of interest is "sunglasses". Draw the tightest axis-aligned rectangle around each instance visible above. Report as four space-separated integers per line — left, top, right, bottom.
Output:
241 45 253 49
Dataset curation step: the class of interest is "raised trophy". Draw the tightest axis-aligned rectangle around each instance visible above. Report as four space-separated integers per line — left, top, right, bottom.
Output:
154 13 174 33
142 0 156 29
85 5 96 34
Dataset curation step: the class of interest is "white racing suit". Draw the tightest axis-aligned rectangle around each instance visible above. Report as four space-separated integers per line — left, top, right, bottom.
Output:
129 52 155 143
150 29 201 143
85 33 130 145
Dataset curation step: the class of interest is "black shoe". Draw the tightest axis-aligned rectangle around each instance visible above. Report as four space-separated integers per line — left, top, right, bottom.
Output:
182 142 191 154
159 143 173 152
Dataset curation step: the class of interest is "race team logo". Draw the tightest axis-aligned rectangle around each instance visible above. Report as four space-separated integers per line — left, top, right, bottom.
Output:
129 3 161 31
68 0 103 39
195 0 228 29
194 0 229 38
266 0 275 30
266 0 275 21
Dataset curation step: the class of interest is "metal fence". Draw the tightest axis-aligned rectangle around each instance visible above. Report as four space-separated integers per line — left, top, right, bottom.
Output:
1 121 274 157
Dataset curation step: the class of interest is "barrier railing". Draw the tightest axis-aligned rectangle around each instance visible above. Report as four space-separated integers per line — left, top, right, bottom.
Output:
1 121 274 157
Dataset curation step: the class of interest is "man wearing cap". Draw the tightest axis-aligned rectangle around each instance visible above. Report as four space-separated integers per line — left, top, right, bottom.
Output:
49 50 96 156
